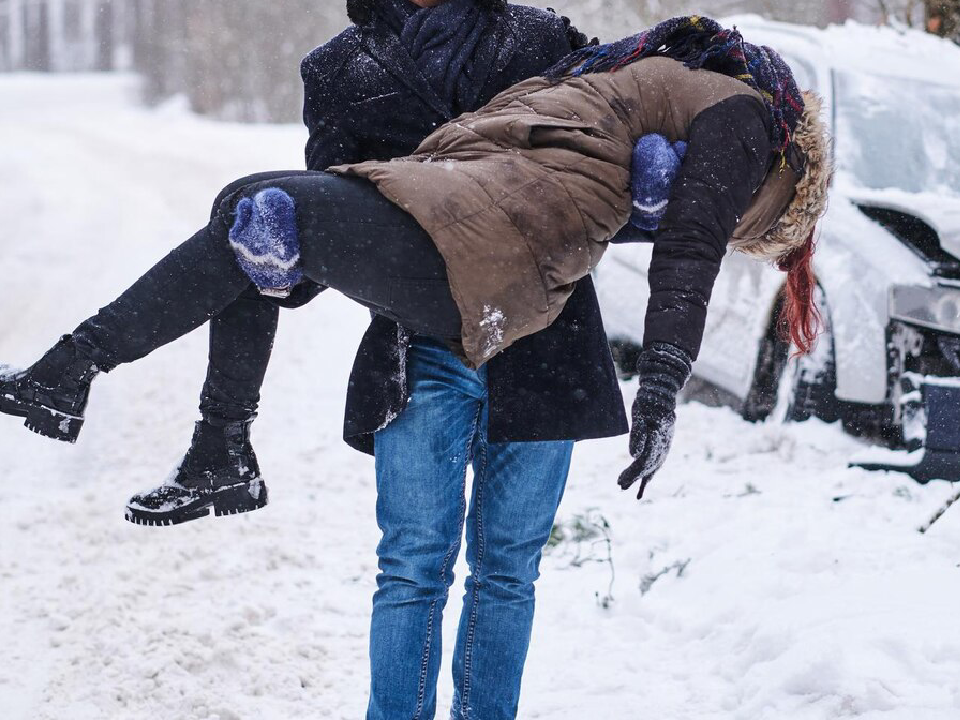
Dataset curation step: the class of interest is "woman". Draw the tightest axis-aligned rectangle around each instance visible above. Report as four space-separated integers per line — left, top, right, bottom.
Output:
0 17 830 522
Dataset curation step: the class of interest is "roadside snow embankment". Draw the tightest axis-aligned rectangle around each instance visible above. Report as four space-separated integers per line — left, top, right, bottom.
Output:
0 74 958 720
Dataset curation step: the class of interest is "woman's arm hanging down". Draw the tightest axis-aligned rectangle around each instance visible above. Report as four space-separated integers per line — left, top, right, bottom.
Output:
618 95 773 497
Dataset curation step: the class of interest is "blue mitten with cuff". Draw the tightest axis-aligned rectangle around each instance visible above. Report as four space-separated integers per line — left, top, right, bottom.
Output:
630 134 687 232
229 188 303 299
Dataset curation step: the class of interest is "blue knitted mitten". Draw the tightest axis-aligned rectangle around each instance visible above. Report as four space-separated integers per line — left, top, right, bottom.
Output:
228 188 303 298
630 134 688 232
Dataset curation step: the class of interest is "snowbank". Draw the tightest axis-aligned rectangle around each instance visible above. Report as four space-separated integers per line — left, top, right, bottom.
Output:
1 75 959 720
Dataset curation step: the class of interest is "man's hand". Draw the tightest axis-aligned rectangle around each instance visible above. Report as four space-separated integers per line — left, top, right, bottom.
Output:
618 343 692 499
555 13 599 50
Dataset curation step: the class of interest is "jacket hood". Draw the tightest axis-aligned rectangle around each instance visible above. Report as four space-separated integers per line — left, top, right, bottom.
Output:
731 91 834 263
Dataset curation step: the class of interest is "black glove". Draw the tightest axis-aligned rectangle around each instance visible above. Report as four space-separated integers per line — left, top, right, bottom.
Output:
551 11 599 50
618 343 693 499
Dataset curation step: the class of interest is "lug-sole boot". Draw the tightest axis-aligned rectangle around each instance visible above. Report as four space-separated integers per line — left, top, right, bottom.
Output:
125 419 269 527
0 335 100 443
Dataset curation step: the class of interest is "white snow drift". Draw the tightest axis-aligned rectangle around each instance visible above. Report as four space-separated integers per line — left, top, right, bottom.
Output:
0 74 959 720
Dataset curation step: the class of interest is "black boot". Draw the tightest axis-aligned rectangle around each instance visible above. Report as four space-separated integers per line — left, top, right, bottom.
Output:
125 419 269 527
0 335 100 443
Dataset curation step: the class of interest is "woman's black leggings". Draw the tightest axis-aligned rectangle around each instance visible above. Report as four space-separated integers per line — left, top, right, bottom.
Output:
72 171 461 421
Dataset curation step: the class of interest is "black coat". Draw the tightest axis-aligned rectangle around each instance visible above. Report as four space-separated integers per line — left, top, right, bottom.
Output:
300 3 628 454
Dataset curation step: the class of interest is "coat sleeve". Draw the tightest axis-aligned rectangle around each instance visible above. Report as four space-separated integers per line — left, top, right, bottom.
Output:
609 224 656 244
642 95 773 360
541 11 577 64
301 41 363 171
503 7 576 77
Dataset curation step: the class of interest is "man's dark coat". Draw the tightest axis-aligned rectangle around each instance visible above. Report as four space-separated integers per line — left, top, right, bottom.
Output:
300 2 628 454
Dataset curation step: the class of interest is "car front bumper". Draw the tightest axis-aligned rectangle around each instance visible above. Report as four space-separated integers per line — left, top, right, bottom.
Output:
852 378 960 482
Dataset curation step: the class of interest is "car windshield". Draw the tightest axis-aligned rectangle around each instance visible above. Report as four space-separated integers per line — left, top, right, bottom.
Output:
836 70 960 197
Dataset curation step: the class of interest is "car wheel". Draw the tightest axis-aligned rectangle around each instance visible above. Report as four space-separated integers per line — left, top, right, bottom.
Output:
742 286 839 424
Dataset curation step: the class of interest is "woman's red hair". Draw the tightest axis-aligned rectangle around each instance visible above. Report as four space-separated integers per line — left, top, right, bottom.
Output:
777 230 821 356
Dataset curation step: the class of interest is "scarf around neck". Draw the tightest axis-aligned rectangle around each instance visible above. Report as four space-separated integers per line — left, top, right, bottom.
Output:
374 0 494 114
546 15 804 155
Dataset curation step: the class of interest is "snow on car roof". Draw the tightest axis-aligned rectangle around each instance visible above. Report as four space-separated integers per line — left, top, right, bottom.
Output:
725 14 960 86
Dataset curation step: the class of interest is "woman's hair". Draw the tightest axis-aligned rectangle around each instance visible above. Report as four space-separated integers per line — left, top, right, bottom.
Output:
347 0 507 25
738 91 833 357
777 231 821 356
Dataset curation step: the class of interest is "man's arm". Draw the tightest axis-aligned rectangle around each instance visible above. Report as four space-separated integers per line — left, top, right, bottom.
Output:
609 224 657 244
300 40 363 171
265 42 364 310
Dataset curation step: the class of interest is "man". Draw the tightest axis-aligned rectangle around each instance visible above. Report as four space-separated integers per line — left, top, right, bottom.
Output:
299 2 627 717
121 0 625 715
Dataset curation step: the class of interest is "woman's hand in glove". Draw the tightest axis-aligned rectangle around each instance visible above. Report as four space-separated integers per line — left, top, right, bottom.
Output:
618 343 693 499
618 410 677 499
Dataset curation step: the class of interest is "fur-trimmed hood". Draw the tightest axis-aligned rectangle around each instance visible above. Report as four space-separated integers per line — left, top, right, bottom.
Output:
346 0 507 26
730 91 834 263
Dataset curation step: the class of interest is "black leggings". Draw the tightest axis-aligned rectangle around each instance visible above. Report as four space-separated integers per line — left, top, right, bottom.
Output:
73 171 461 421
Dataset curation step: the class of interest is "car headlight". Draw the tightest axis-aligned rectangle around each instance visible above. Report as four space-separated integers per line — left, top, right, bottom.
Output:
890 284 960 335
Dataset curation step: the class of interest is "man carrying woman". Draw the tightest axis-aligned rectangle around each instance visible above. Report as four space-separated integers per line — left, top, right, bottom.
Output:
0 8 830 718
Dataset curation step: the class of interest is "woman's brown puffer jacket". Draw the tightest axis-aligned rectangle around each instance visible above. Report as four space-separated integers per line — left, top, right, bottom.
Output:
334 56 828 367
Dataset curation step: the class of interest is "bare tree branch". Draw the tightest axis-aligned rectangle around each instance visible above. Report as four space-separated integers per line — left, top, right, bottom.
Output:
919 485 960 534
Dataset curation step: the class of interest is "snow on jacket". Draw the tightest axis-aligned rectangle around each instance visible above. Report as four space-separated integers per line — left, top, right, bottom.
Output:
334 57 791 367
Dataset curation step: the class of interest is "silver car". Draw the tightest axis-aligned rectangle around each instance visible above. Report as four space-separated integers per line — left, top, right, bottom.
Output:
594 17 960 479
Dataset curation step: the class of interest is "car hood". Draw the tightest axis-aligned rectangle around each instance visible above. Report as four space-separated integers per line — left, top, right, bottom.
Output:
843 186 960 261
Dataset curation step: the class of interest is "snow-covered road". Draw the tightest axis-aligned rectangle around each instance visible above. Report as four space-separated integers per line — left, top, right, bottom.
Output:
1 75 959 720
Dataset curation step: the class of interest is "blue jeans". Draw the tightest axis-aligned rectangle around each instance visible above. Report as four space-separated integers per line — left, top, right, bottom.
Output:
367 338 574 720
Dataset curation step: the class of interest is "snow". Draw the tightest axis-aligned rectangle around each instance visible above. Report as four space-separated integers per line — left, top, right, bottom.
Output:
727 15 960 85
479 305 506 360
2 74 960 720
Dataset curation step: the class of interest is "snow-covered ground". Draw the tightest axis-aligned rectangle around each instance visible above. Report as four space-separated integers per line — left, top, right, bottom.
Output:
1 75 959 720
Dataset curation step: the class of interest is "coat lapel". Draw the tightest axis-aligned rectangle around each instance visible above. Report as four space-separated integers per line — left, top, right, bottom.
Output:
489 18 519 79
360 25 453 121
461 16 518 110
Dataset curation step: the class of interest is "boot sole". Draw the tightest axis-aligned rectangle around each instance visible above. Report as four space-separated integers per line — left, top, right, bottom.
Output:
124 479 269 528
0 393 83 443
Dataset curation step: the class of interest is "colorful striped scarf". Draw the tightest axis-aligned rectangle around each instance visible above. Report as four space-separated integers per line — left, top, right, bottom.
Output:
545 15 804 154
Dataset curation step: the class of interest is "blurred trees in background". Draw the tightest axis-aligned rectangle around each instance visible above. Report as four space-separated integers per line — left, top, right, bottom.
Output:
875 0 960 35
924 0 960 38
134 0 347 122
2 0 958 123
0 0 348 119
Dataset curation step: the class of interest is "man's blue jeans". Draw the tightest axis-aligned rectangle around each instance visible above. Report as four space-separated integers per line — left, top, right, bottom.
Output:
367 338 574 720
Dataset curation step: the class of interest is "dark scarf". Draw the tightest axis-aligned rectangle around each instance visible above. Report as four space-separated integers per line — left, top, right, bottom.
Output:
546 15 804 154
375 0 494 114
